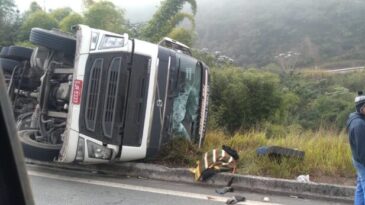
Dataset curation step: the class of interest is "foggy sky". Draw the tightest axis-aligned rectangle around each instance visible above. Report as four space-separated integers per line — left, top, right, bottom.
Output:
14 0 163 22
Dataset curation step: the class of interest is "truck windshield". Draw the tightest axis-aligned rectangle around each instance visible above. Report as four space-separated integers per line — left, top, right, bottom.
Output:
172 53 202 141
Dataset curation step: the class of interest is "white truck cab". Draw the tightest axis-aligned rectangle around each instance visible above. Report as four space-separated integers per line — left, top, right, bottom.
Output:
4 25 209 163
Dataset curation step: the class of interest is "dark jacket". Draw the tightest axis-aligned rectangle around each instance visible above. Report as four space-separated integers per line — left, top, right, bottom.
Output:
347 112 365 166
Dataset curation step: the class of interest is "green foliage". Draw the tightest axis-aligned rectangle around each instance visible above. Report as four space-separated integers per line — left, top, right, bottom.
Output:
210 67 282 133
141 0 196 42
264 123 287 139
167 27 194 47
192 49 234 68
18 11 58 42
304 87 353 129
280 71 362 130
84 1 126 34
50 7 72 22
22 1 42 19
82 0 95 8
126 22 145 39
0 0 15 20
59 13 84 32
208 65 362 133
29 1 42 12
0 0 19 46
272 91 300 125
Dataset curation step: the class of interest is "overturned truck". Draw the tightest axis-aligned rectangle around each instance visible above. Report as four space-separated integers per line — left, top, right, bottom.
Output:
0 25 209 163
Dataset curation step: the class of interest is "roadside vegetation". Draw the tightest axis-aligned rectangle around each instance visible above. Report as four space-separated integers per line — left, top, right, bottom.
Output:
0 0 197 47
204 130 353 183
159 53 364 184
159 129 353 184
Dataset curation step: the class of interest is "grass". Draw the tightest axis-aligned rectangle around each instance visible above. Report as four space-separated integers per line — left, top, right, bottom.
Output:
204 129 354 180
158 128 355 183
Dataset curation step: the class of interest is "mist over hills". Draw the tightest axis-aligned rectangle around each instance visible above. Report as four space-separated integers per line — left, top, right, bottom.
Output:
195 0 365 67
125 0 365 68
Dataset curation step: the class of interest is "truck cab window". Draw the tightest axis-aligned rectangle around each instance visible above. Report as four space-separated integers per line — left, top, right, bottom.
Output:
172 54 202 141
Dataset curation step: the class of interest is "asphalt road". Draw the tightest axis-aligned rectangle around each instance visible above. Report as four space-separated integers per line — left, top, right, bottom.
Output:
27 165 350 205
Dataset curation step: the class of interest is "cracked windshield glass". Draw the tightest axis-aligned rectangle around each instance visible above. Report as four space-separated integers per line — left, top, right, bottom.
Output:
1 0 364 204
172 54 201 141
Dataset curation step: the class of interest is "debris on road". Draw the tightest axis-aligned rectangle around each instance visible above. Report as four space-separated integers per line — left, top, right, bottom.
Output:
296 174 311 183
263 196 270 202
226 195 246 204
289 195 305 199
216 177 235 194
215 186 234 195
191 145 239 181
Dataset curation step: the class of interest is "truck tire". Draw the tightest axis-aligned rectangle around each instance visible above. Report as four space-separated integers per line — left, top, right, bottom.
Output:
6 46 33 61
0 58 20 73
29 28 76 56
18 130 62 161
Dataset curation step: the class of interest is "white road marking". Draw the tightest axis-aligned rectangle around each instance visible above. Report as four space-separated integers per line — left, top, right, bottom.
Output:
28 170 282 205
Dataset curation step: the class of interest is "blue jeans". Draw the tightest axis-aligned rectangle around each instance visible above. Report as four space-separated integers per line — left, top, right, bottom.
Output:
353 159 365 205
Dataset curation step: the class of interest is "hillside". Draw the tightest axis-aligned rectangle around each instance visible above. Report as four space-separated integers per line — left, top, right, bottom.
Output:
195 0 365 68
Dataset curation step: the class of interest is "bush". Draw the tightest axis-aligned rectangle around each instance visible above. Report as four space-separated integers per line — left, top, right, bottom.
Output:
210 68 283 133
264 123 287 139
18 11 58 41
59 13 84 32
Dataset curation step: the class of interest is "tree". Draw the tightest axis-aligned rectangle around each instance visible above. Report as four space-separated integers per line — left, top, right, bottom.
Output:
84 1 126 34
0 0 19 46
210 68 282 133
168 27 194 47
29 1 42 12
82 0 95 8
50 7 72 22
59 13 84 32
141 0 197 43
0 0 15 20
18 11 58 41
22 1 42 18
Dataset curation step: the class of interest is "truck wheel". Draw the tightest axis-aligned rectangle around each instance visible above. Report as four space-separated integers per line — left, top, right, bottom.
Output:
18 130 62 161
29 28 76 56
6 46 33 61
0 58 20 73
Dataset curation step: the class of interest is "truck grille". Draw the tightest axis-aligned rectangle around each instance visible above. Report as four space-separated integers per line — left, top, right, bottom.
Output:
79 52 150 146
85 58 103 131
102 57 122 138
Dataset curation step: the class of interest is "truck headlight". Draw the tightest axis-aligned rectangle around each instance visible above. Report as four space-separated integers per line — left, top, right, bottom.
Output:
75 137 85 161
90 31 99 50
87 140 112 160
99 35 124 49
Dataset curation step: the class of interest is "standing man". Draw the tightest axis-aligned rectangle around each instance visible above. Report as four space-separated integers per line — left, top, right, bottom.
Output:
347 91 365 205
